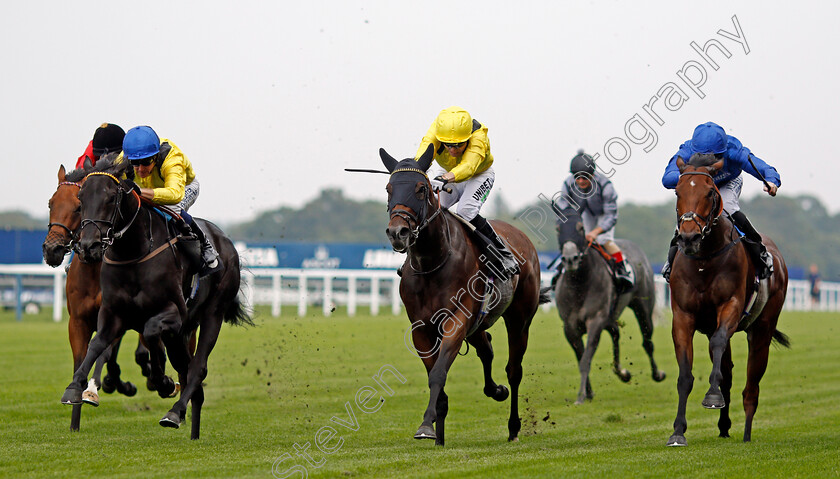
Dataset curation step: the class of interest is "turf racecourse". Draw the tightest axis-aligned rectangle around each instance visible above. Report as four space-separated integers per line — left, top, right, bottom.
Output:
0 306 837 478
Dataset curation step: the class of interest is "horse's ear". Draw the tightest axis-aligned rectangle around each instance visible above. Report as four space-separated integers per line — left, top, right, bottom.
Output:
708 159 724 174
83 157 93 170
416 143 435 171
575 222 585 236
379 148 398 173
676 156 687 173
58 165 66 182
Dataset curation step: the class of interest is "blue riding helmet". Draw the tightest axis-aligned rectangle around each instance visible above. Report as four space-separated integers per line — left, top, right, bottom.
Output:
123 126 161 160
689 122 727 154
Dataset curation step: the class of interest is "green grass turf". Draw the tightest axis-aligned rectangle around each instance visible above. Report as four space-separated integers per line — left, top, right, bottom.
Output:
0 306 837 478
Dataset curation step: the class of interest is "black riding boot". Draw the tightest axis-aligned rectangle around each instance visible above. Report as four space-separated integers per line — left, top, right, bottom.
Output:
731 211 773 279
183 215 222 278
470 215 520 280
661 234 678 283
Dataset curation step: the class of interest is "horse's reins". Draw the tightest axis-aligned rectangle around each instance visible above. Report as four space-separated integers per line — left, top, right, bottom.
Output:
389 167 452 274
46 181 83 251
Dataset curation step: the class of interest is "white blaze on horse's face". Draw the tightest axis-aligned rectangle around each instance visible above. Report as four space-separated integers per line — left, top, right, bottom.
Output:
690 180 696 187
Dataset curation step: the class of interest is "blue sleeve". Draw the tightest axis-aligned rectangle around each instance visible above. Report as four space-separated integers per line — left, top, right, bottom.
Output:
662 141 693 189
729 138 781 187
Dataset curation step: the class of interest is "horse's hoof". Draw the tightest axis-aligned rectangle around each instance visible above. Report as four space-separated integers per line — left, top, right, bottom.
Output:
61 388 83 406
146 378 156 391
508 436 520 442
667 434 687 446
653 371 667 382
494 385 509 402
702 392 726 409
574 398 585 405
169 382 181 398
119 381 138 397
618 369 632 383
101 375 116 394
82 390 100 407
159 412 181 429
414 425 436 440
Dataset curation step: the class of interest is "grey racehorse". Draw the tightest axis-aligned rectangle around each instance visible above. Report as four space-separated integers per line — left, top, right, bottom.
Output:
554 208 666 404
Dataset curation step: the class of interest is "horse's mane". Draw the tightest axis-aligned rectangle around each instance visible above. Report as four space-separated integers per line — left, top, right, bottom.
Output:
687 152 720 167
66 152 133 183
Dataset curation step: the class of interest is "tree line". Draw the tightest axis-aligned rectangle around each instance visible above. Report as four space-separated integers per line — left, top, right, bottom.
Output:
9 188 837 280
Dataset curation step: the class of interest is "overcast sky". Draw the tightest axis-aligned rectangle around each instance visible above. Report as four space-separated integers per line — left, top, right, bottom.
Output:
2 1 837 226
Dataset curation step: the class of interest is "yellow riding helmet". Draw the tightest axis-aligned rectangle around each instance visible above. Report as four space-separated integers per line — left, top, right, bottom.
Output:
434 107 472 144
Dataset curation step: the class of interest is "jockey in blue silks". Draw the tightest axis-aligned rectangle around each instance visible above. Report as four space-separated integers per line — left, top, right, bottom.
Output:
661 121 780 281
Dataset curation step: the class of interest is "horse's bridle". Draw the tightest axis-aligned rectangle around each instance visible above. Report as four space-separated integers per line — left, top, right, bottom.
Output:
75 172 142 254
676 171 723 241
388 167 443 249
46 181 83 252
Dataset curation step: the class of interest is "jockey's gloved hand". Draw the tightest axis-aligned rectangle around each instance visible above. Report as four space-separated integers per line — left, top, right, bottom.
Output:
434 175 449 185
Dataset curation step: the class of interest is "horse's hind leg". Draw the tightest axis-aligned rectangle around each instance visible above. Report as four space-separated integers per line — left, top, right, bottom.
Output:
629 299 666 382
135 336 154 390
505 318 530 442
606 322 631 383
716 341 733 438
467 332 509 401
743 328 773 442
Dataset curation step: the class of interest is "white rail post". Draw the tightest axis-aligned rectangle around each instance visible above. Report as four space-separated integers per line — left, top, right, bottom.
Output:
271 270 282 317
298 272 307 317
348 275 357 317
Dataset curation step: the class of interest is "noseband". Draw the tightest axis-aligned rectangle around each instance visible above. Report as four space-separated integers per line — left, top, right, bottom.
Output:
388 168 443 248
76 172 141 253
46 181 83 251
677 171 723 240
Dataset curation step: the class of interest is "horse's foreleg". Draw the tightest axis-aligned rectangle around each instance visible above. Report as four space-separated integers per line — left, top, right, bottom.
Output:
467 332 508 401
667 312 695 446
606 322 631 383
62 318 122 406
563 320 592 401
742 328 773 442
504 318 530 442
143 310 179 399
67 316 94 430
703 324 734 409
101 335 137 397
717 341 733 438
424 340 460 447
575 320 606 405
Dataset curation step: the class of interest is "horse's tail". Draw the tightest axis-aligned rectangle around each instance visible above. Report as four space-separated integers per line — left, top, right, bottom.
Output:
225 263 255 327
772 329 791 348
538 286 552 305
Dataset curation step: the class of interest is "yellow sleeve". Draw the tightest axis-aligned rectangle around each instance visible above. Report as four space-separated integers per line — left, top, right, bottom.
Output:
449 128 490 181
152 149 188 205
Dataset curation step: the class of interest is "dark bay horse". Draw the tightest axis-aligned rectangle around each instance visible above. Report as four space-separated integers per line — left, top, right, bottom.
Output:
667 155 789 446
43 163 141 431
381 145 550 446
554 207 665 405
60 157 251 440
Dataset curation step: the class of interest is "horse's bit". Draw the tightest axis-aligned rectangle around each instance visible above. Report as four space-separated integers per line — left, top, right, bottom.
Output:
76 172 142 254
676 171 723 241
46 181 83 252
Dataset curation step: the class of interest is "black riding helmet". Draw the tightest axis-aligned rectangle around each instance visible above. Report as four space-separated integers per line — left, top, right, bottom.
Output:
570 150 596 176
91 123 126 156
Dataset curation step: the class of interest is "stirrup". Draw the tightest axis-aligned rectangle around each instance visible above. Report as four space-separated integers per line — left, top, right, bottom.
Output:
661 262 671 283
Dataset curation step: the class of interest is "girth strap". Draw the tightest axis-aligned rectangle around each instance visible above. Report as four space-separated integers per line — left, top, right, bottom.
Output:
103 237 180 266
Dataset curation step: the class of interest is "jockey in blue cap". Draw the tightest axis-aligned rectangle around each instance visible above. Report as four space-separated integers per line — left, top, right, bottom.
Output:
661 121 780 281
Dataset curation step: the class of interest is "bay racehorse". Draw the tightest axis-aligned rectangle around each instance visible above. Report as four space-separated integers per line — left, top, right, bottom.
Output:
667 154 789 446
43 162 145 431
381 145 550 446
553 206 666 405
59 156 251 439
